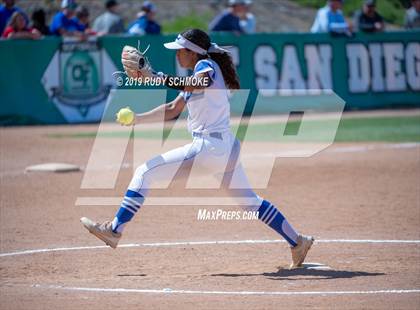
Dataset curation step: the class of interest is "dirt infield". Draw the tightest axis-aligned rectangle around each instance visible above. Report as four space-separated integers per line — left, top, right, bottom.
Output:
1 121 419 309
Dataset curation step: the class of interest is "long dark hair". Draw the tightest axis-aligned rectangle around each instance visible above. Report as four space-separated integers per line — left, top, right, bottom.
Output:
181 29 240 90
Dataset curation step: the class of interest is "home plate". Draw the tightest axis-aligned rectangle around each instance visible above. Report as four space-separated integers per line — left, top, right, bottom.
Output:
25 163 80 173
302 262 332 270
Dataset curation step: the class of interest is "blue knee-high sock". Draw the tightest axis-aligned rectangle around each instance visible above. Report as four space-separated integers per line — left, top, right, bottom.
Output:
112 190 145 233
258 200 298 247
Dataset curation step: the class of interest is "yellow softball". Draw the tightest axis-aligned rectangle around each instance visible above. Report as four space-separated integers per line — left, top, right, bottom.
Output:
116 107 135 126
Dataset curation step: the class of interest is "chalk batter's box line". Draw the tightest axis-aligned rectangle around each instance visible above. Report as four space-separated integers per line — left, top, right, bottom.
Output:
1 239 419 258
32 284 420 296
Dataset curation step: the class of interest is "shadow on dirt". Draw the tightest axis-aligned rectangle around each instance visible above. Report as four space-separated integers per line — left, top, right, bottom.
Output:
211 266 385 281
117 274 147 277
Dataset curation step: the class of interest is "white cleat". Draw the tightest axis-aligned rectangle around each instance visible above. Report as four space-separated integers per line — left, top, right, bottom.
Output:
290 235 315 269
80 217 121 249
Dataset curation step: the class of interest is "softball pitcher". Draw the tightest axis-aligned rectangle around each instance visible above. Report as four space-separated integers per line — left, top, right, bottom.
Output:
81 29 314 269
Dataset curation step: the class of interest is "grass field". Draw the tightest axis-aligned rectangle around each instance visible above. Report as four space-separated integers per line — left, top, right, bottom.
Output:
49 115 420 143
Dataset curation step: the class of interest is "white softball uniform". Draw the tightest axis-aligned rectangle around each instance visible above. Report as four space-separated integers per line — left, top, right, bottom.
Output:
128 58 263 210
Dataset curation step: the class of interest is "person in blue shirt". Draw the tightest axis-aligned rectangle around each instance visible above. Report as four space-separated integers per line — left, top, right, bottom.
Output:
209 0 250 34
127 1 161 35
310 0 352 36
0 0 28 35
73 5 90 32
50 0 85 38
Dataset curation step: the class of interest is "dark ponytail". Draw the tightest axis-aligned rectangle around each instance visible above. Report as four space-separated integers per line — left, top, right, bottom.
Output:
181 29 240 90
206 52 240 90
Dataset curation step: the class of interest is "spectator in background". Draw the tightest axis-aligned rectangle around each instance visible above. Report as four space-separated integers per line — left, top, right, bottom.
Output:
50 0 85 38
353 0 384 33
209 0 248 34
404 0 420 29
239 0 256 34
2 11 40 39
310 0 351 36
92 0 124 35
74 5 89 31
31 8 50 36
74 5 96 35
128 1 160 35
0 0 28 35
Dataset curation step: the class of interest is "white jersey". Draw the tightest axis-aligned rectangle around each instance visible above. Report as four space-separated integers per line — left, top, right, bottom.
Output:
180 59 231 134
104 37 298 248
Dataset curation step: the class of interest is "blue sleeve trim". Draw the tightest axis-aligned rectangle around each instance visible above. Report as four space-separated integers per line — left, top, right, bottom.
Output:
194 60 216 80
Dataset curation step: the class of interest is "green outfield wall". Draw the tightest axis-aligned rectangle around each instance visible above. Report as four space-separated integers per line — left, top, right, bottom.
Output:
0 31 419 125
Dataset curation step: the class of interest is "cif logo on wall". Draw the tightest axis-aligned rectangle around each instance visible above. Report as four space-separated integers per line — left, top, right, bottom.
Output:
42 38 117 123
62 50 99 100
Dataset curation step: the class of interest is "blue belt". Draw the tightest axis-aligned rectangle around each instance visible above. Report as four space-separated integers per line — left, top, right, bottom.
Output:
192 131 223 140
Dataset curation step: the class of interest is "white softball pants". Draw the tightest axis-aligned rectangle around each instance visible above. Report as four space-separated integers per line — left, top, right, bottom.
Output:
127 131 263 210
